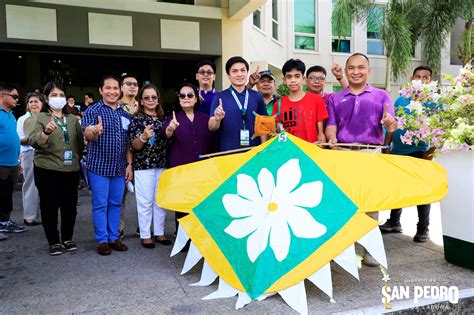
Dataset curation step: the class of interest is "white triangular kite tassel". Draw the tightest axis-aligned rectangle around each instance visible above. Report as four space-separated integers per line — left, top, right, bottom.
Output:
235 292 252 309
202 278 239 300
307 263 333 300
181 242 202 275
333 244 359 280
171 224 190 257
278 281 308 315
256 293 275 301
357 226 388 269
189 260 218 286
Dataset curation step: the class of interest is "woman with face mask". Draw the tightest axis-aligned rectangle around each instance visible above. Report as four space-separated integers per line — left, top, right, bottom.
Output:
28 82 84 256
17 92 45 226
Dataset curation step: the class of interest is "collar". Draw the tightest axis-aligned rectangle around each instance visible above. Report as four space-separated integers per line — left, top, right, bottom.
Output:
98 99 120 109
343 84 374 96
199 88 216 95
229 86 247 96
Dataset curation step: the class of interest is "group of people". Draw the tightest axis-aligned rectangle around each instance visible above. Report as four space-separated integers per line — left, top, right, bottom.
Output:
0 53 433 264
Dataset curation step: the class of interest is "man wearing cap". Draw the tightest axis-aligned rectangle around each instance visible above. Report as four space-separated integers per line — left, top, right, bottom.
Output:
248 69 279 115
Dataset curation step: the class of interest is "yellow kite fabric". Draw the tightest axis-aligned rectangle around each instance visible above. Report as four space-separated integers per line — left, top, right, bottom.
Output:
157 134 447 298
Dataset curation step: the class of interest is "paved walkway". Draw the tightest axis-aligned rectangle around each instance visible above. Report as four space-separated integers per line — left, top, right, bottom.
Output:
1 189 472 314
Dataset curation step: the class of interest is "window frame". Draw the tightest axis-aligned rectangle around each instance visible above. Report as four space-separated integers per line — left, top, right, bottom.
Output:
293 0 318 52
366 5 385 56
253 6 264 30
271 0 279 41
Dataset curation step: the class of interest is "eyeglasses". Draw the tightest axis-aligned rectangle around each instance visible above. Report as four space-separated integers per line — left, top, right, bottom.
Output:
4 93 19 101
197 70 214 77
178 92 195 99
308 76 326 82
143 95 159 101
122 81 138 87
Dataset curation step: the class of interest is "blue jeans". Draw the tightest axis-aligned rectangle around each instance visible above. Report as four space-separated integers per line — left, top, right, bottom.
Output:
88 171 125 243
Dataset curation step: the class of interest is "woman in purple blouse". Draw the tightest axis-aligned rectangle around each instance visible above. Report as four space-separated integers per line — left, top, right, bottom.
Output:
163 82 214 232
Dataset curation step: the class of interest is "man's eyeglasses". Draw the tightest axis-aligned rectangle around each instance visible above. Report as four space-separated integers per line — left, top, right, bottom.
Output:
178 92 195 99
143 95 158 101
197 70 214 77
123 81 138 87
308 76 326 82
3 93 19 101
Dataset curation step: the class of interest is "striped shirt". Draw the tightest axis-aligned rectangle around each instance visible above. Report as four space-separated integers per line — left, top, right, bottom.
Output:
82 100 131 177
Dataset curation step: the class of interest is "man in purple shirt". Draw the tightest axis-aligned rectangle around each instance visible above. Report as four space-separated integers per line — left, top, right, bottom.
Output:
326 53 396 146
325 53 397 267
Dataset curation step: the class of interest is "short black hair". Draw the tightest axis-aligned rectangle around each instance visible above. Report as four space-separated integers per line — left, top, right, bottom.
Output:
306 65 327 77
84 92 94 100
0 83 18 94
43 82 65 97
412 65 433 77
67 95 75 100
121 73 138 84
196 59 216 74
282 59 306 76
99 75 120 88
346 53 370 66
225 56 249 75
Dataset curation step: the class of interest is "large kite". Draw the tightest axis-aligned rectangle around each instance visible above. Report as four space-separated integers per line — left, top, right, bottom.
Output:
157 133 447 314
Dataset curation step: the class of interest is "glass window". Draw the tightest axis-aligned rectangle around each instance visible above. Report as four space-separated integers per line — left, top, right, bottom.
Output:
295 36 315 50
367 6 384 55
253 8 262 29
272 0 279 40
294 0 316 51
331 0 352 53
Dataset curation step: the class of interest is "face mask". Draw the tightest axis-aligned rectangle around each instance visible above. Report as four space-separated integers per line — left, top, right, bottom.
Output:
49 97 67 110
68 102 75 106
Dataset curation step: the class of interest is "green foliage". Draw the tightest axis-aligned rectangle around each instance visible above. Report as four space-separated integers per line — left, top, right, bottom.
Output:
457 19 473 65
276 83 289 97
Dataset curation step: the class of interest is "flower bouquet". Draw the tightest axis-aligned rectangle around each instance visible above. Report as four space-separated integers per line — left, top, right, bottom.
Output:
396 63 473 154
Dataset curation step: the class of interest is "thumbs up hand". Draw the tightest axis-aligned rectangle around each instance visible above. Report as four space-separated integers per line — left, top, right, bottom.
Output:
44 114 58 135
214 99 225 121
380 104 397 132
142 124 155 140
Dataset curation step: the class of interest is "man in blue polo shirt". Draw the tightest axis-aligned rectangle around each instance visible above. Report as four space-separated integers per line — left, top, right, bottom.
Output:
82 75 133 255
209 56 268 151
0 84 26 239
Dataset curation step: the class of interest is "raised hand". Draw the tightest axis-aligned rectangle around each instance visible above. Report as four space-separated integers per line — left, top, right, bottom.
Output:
44 114 57 135
380 104 396 132
168 111 180 132
142 124 155 140
214 99 225 121
331 57 343 80
248 65 260 86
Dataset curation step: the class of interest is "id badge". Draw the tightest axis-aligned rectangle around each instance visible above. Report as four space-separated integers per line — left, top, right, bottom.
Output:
240 129 250 146
64 150 73 165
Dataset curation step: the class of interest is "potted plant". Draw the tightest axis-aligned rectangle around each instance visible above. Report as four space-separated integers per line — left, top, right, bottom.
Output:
395 63 473 269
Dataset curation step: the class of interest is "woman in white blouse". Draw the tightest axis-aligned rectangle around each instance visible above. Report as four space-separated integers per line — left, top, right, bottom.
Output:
17 92 45 226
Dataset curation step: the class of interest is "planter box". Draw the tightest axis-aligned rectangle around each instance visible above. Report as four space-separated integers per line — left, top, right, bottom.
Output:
435 150 474 270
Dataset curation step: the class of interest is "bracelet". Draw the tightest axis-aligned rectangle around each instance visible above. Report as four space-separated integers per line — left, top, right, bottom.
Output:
139 134 147 143
43 129 52 136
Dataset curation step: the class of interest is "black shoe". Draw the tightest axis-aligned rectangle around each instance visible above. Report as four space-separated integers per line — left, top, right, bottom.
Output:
62 241 78 251
141 240 155 249
379 220 402 233
155 236 172 246
414 227 429 242
49 244 62 256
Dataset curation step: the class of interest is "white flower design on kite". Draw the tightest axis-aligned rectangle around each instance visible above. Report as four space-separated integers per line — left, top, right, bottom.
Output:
222 159 327 262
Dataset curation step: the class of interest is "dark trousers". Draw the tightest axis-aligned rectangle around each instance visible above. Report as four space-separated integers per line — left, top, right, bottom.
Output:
0 166 19 221
389 150 430 229
34 166 79 245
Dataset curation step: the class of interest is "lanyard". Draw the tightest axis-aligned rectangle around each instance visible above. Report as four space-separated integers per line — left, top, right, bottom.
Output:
54 116 70 145
230 87 249 129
